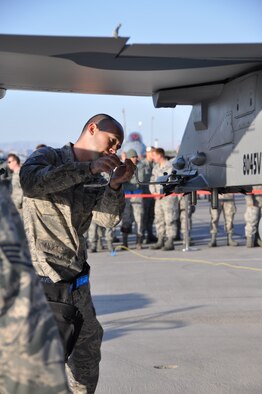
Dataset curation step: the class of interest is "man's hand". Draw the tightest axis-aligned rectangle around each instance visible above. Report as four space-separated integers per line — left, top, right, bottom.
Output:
89 155 136 190
90 154 123 175
109 159 136 190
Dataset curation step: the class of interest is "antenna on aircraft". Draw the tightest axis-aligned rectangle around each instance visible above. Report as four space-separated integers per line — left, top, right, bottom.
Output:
112 23 122 38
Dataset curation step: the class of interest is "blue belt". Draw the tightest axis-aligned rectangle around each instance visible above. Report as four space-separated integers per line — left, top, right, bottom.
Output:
69 274 89 292
125 189 142 194
38 272 89 293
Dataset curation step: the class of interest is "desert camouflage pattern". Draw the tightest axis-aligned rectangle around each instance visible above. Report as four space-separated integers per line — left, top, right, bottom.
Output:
178 195 193 237
149 160 179 239
210 193 237 234
88 220 113 250
245 186 262 237
121 161 146 235
0 184 69 394
20 143 125 282
121 198 143 236
140 158 154 193
10 170 23 212
149 159 173 196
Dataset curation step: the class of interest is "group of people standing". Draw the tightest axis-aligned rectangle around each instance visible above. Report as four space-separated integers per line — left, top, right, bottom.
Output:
89 146 194 252
85 147 262 253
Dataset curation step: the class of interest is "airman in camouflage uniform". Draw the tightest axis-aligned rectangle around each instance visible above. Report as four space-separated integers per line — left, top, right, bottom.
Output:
0 183 69 394
20 114 135 394
244 185 262 247
140 147 157 244
88 220 114 252
208 193 239 247
7 153 23 215
149 148 179 251
121 149 146 249
177 195 195 245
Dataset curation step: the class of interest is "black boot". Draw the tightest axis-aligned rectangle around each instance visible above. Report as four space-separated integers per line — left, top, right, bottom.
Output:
97 238 103 252
136 235 143 250
146 233 158 244
122 233 128 249
208 234 217 247
151 238 164 250
162 238 175 251
246 236 255 248
227 233 239 246
89 242 97 253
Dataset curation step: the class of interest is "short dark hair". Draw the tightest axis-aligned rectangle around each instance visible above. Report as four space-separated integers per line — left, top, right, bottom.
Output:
35 144 47 150
81 113 123 134
7 153 20 165
154 148 165 158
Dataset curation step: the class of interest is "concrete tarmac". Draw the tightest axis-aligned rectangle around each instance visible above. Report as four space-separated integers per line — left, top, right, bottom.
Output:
89 196 262 394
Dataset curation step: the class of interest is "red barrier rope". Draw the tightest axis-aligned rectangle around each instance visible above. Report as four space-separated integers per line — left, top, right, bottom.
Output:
124 190 262 198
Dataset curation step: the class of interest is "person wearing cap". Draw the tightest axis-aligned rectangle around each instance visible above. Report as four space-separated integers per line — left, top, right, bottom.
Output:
20 113 135 394
121 148 146 249
149 148 179 251
140 146 157 244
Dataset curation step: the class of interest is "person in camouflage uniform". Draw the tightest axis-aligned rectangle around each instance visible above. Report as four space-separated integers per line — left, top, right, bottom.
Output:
20 114 135 394
244 185 262 247
140 146 157 244
149 148 179 251
0 183 70 394
208 193 239 247
121 149 146 249
177 195 195 245
88 220 114 252
7 153 23 215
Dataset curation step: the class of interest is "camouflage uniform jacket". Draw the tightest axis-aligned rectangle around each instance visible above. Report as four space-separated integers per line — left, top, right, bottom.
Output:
20 143 125 282
123 161 146 202
149 159 173 195
0 184 69 393
11 169 23 210
140 158 154 194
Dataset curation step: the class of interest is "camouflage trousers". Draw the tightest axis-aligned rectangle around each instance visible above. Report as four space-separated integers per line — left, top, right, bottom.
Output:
244 195 262 237
121 198 143 236
210 200 236 234
178 196 193 237
154 195 179 239
42 279 103 394
88 221 113 243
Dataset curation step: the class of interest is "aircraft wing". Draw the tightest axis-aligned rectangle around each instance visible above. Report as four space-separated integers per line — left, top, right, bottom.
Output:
1 34 262 104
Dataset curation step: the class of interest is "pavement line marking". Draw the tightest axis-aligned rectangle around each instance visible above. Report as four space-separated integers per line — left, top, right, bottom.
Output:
114 246 262 272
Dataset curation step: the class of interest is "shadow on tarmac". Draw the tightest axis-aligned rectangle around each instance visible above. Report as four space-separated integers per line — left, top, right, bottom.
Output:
93 296 204 341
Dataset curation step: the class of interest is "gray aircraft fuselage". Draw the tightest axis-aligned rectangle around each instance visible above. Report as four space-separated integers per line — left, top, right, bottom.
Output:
176 70 262 191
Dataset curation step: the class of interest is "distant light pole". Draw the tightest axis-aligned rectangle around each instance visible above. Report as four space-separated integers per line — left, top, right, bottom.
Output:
138 121 142 130
150 116 154 145
122 108 126 133
171 108 174 150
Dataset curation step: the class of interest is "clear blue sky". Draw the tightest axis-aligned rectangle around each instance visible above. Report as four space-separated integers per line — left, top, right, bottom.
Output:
1 0 262 150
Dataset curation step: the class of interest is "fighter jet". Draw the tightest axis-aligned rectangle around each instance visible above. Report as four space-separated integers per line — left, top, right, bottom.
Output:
0 34 262 199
